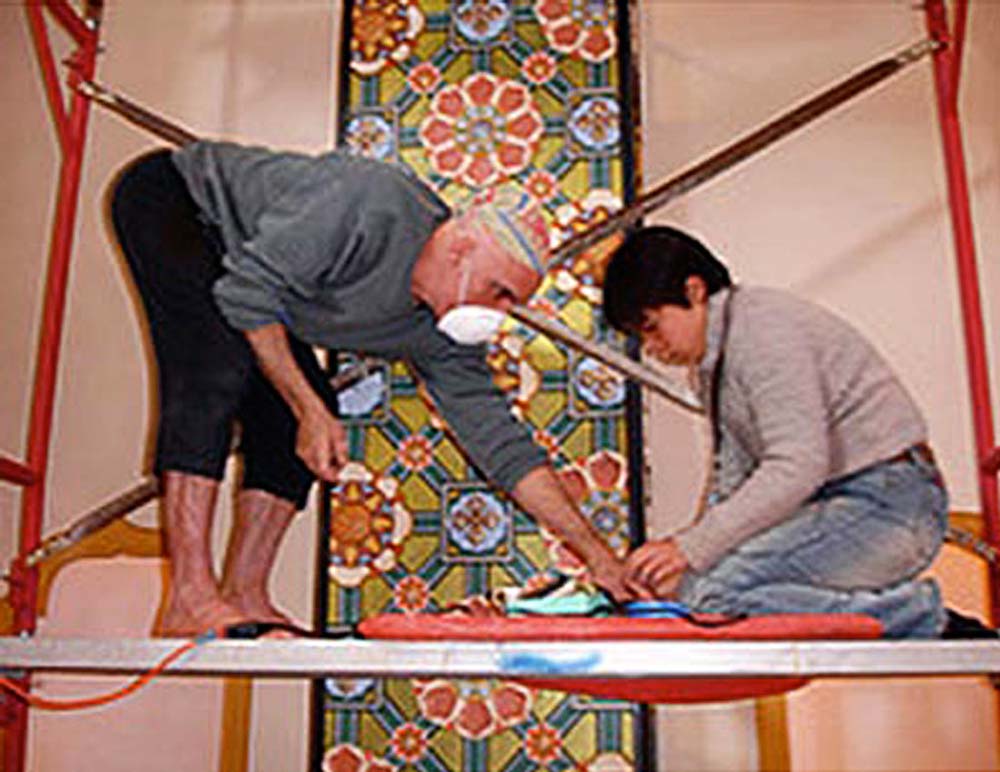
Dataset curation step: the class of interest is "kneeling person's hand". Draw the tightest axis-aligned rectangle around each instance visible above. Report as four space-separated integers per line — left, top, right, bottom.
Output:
623 538 689 599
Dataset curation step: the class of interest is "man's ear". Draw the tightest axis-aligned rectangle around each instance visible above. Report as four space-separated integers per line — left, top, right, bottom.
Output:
446 218 478 266
685 275 708 305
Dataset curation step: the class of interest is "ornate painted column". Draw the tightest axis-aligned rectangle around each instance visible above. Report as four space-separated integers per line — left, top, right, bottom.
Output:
315 1 643 770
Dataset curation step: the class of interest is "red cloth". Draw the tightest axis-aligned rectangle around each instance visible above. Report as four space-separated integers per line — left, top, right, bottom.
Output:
359 613 883 704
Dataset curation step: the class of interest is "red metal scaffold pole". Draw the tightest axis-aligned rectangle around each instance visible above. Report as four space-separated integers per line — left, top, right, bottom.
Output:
924 0 1000 623
1 2 103 769
0 1 995 768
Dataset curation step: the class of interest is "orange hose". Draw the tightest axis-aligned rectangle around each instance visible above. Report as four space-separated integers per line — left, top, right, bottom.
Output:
0 639 198 711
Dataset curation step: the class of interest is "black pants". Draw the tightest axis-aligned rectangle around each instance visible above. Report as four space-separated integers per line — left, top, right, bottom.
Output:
110 150 336 509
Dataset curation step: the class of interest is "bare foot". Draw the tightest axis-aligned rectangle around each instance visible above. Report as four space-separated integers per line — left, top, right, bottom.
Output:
153 592 248 638
221 591 307 638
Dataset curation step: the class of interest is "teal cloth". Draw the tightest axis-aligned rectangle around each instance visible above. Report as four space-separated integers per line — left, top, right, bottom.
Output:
506 589 615 617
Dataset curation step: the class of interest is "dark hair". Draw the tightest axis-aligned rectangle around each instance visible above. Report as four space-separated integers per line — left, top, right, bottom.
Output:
602 225 732 333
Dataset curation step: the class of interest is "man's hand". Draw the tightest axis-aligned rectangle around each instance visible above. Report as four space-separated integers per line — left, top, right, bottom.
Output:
296 406 348 482
596 560 636 604
623 538 689 599
244 323 347 482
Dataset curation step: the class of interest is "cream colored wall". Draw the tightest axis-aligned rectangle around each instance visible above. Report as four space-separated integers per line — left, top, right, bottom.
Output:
2 1 999 771
1 2 338 771
640 2 1000 771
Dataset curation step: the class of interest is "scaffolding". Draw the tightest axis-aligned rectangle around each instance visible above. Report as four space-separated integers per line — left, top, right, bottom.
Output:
2 2 102 769
1 1 997 770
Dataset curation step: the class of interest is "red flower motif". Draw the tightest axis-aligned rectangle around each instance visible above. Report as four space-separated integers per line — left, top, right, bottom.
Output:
322 744 396 772
393 575 430 613
407 62 441 94
413 679 533 739
521 51 557 84
457 696 493 739
323 745 364 772
491 683 531 724
546 450 629 573
524 169 560 204
390 723 427 763
525 722 562 764
416 680 458 723
534 0 617 63
397 434 433 472
588 449 627 490
419 72 543 187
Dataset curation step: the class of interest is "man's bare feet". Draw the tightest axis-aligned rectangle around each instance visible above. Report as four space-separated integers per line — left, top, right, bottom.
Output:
153 590 247 638
155 478 307 638
221 588 294 626
219 592 305 639
219 489 302 636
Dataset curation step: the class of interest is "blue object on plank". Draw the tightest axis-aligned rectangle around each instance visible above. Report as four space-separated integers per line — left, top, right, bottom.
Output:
622 600 692 619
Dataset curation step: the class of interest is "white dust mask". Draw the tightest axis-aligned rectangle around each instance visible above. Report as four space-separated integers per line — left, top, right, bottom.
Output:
435 261 507 345
436 305 507 345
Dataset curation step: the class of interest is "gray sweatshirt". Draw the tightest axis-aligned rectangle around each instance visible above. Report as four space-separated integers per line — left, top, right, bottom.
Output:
676 286 928 572
172 140 545 491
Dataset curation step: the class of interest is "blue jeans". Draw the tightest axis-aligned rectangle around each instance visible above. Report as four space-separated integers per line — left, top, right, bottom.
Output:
677 448 949 638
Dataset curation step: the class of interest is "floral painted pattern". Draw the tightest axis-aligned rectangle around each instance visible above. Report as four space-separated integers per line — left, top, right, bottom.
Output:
414 679 533 740
521 51 558 85
419 72 544 187
553 188 623 304
532 427 563 462
350 0 425 76
534 0 617 62
332 0 637 764
454 0 511 43
568 96 621 151
389 723 428 764
397 434 434 472
328 463 411 587
393 575 430 613
545 450 630 575
573 356 625 410
406 61 441 94
345 115 396 161
323 743 396 772
524 168 560 204
486 329 541 419
525 295 561 320
445 490 508 555
525 722 563 764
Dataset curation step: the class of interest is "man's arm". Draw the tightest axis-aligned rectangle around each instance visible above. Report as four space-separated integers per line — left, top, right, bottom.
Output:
675 301 831 573
410 335 634 599
244 323 347 482
512 465 630 601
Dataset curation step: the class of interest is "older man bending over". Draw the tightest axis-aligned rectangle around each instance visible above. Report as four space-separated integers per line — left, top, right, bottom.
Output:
110 141 630 637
